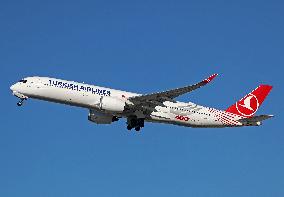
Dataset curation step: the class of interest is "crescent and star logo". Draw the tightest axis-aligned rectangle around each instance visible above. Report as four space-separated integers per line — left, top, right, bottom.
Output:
236 93 259 117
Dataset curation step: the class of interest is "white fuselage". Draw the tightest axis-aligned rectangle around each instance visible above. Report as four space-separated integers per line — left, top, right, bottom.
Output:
10 76 244 128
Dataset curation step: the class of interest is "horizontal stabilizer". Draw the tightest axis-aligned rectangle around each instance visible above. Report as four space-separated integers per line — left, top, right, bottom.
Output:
238 115 274 126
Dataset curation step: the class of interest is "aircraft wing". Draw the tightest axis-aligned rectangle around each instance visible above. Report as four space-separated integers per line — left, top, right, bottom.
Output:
129 73 218 105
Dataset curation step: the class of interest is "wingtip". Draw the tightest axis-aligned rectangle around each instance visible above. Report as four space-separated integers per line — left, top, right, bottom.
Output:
203 73 218 83
212 73 218 78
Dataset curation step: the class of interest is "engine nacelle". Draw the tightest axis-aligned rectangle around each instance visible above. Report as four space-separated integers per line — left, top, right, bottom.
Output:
88 110 119 124
100 96 126 112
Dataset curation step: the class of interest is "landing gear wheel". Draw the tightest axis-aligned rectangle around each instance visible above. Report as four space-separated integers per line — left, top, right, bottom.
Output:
16 98 25 106
127 125 132 130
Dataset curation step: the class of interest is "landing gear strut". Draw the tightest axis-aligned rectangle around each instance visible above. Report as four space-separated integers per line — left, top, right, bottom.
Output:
17 98 25 106
127 118 145 131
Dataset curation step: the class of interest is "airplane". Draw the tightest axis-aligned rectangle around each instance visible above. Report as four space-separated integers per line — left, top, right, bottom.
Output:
10 74 273 131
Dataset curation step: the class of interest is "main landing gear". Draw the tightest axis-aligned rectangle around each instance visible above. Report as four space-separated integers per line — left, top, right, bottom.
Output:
127 118 145 131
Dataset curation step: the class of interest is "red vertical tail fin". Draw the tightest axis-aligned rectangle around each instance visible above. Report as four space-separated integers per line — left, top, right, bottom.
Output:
226 85 272 117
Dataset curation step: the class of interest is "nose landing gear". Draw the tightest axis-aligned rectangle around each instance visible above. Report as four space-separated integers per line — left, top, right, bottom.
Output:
12 92 27 107
17 98 25 106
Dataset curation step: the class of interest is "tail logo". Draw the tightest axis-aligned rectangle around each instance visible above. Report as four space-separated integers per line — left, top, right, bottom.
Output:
236 93 259 117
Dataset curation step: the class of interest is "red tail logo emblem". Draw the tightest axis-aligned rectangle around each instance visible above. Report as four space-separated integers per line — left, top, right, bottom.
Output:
236 93 259 117
226 85 272 118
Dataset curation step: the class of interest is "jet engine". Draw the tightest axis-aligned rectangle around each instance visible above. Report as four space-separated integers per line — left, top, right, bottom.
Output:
88 110 119 124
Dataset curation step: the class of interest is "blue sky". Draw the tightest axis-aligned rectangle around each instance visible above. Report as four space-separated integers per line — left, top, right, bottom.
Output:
1 0 283 196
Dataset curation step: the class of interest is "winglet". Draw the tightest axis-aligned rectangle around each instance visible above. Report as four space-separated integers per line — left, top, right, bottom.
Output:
203 73 218 84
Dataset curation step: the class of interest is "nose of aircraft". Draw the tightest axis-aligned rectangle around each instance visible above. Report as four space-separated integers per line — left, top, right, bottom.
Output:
10 84 16 91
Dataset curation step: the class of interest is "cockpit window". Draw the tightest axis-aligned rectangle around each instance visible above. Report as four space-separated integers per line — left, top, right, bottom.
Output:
19 79 27 83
